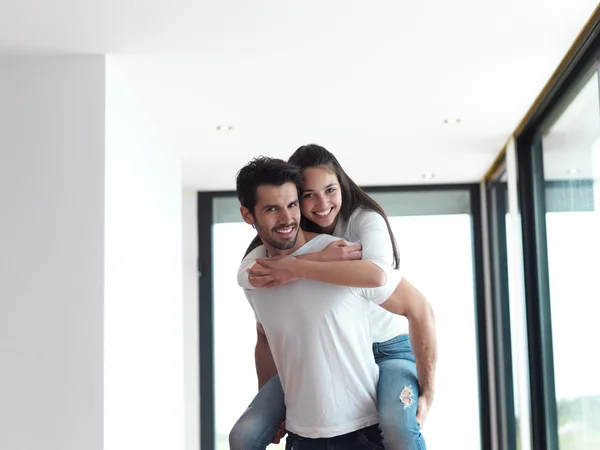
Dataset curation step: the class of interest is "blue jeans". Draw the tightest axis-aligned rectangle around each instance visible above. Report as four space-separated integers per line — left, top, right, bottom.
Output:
229 334 426 450
373 335 426 450
229 375 287 449
285 424 383 450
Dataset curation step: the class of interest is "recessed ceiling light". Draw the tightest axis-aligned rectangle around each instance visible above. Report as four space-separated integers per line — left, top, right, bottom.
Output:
216 125 233 131
567 168 580 175
443 118 461 125
422 172 436 180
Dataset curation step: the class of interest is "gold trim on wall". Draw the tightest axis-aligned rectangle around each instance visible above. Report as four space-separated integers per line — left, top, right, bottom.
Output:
482 3 600 182
483 143 508 182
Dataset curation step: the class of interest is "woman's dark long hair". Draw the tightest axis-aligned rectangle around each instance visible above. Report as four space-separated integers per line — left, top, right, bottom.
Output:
243 144 400 269
289 144 400 269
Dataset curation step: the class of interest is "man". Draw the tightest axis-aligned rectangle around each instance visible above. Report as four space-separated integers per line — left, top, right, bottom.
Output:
233 156 435 449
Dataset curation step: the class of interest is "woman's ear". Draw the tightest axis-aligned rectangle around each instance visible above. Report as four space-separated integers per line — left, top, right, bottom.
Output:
240 206 255 226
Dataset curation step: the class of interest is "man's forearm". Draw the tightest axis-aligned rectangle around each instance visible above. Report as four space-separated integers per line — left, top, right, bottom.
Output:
380 278 437 402
407 301 437 402
255 332 278 389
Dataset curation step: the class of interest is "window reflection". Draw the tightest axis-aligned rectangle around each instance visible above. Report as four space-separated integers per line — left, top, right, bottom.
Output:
542 72 600 449
213 195 483 449
387 214 482 450
213 222 287 449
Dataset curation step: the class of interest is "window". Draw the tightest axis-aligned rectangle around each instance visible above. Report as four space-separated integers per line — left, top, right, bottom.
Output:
487 159 533 450
541 72 600 450
213 221 287 449
211 188 484 449
385 212 481 449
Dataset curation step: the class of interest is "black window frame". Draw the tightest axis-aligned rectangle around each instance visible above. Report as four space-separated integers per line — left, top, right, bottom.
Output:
514 12 600 450
197 183 490 450
485 166 518 450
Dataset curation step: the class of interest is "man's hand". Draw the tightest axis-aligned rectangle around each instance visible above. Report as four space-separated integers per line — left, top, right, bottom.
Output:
248 255 300 288
318 239 362 262
272 421 286 444
416 395 432 429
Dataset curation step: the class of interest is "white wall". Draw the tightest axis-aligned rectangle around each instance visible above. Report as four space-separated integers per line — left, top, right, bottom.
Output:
182 191 200 450
0 55 189 450
0 56 105 450
104 58 185 450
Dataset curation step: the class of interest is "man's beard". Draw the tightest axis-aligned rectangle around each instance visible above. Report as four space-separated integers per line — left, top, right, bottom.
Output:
255 220 299 251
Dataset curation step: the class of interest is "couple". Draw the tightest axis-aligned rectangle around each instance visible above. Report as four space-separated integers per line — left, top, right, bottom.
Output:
229 144 437 449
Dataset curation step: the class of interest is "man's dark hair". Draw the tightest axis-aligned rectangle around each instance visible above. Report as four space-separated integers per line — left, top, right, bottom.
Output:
236 156 302 215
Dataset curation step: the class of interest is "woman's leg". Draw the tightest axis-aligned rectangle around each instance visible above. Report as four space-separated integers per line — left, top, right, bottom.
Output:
229 374 287 450
373 335 426 450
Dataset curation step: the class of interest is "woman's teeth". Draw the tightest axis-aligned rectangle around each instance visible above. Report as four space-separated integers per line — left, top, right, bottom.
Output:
314 208 333 217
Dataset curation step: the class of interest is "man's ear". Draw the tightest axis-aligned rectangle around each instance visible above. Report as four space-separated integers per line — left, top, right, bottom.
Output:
240 206 255 226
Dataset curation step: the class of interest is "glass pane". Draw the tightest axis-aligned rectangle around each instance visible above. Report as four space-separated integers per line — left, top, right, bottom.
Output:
386 213 482 450
213 193 482 450
502 168 532 450
489 172 519 449
542 72 600 450
213 221 287 449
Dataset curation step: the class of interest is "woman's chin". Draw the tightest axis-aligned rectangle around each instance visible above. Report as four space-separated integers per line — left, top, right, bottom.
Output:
309 215 336 230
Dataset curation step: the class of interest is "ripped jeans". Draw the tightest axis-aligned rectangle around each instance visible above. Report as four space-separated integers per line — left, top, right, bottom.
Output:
373 334 426 450
229 334 426 450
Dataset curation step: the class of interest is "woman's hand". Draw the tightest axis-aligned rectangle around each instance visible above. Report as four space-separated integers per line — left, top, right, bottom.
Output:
246 240 362 288
248 255 301 288
319 239 362 262
247 262 273 288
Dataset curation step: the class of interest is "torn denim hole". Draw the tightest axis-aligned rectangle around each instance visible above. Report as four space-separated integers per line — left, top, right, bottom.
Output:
400 385 415 410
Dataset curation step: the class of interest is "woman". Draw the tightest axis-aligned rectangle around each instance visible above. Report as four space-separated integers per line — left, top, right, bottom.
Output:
229 144 428 450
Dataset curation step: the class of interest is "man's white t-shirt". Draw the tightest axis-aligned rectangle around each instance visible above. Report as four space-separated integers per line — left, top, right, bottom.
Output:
239 208 408 343
244 234 401 438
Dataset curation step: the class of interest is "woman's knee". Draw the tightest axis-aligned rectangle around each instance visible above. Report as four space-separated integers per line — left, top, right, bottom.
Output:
229 413 264 450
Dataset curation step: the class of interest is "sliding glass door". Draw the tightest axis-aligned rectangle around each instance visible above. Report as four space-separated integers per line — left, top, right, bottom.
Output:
205 186 486 449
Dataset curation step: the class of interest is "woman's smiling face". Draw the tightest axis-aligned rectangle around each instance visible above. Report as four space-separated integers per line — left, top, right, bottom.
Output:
300 165 343 233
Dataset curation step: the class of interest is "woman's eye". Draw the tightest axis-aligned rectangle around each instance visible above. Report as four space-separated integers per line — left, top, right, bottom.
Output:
302 193 313 199
326 188 336 194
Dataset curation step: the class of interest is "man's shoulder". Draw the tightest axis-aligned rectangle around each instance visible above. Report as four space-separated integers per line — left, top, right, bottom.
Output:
293 234 339 255
307 233 340 245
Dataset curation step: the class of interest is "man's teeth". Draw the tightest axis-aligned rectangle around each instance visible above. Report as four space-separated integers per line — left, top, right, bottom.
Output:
315 208 332 216
276 227 293 233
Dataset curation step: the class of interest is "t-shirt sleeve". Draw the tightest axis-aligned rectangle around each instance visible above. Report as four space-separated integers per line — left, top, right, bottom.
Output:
352 268 403 305
243 289 262 324
237 245 267 289
349 210 396 269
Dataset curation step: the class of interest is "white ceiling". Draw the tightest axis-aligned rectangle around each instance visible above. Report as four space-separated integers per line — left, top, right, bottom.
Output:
1 0 598 190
